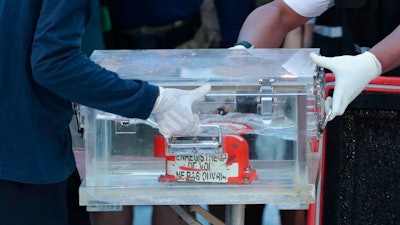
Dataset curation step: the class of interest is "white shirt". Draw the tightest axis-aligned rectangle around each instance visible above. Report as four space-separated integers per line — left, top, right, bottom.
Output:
283 0 335 17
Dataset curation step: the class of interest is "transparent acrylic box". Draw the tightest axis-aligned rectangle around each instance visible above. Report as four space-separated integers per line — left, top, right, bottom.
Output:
79 49 325 211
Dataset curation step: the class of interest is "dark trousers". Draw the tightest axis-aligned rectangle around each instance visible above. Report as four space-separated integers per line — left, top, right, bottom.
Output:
104 12 201 50
0 168 90 225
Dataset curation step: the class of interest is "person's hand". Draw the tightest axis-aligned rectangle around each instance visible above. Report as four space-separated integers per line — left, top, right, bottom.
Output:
229 41 255 49
229 45 247 49
150 84 211 138
310 51 381 121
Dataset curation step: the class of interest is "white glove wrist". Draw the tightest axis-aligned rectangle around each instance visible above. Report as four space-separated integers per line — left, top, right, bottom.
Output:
362 51 382 79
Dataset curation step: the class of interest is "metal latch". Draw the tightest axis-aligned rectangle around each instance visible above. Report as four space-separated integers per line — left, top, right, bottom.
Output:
319 109 332 132
258 85 273 116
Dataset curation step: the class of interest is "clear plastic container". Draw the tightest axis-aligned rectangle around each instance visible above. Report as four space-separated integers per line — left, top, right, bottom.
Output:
79 48 324 211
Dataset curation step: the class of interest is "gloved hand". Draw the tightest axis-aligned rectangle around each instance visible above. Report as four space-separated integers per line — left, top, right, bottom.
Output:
229 45 247 50
229 41 255 49
310 51 382 121
150 84 211 138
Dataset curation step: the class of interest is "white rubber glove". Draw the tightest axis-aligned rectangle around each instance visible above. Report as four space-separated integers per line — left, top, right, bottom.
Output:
150 84 211 138
229 45 247 49
229 41 255 49
310 51 381 121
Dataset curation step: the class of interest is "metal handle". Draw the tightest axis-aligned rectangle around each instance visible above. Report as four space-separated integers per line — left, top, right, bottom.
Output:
167 125 222 150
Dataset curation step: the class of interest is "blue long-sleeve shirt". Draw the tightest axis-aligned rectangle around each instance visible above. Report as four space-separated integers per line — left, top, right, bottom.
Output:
0 0 158 184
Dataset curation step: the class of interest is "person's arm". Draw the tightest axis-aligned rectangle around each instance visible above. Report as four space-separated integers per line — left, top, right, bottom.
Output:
31 0 211 137
31 0 158 119
237 0 311 47
369 25 400 74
